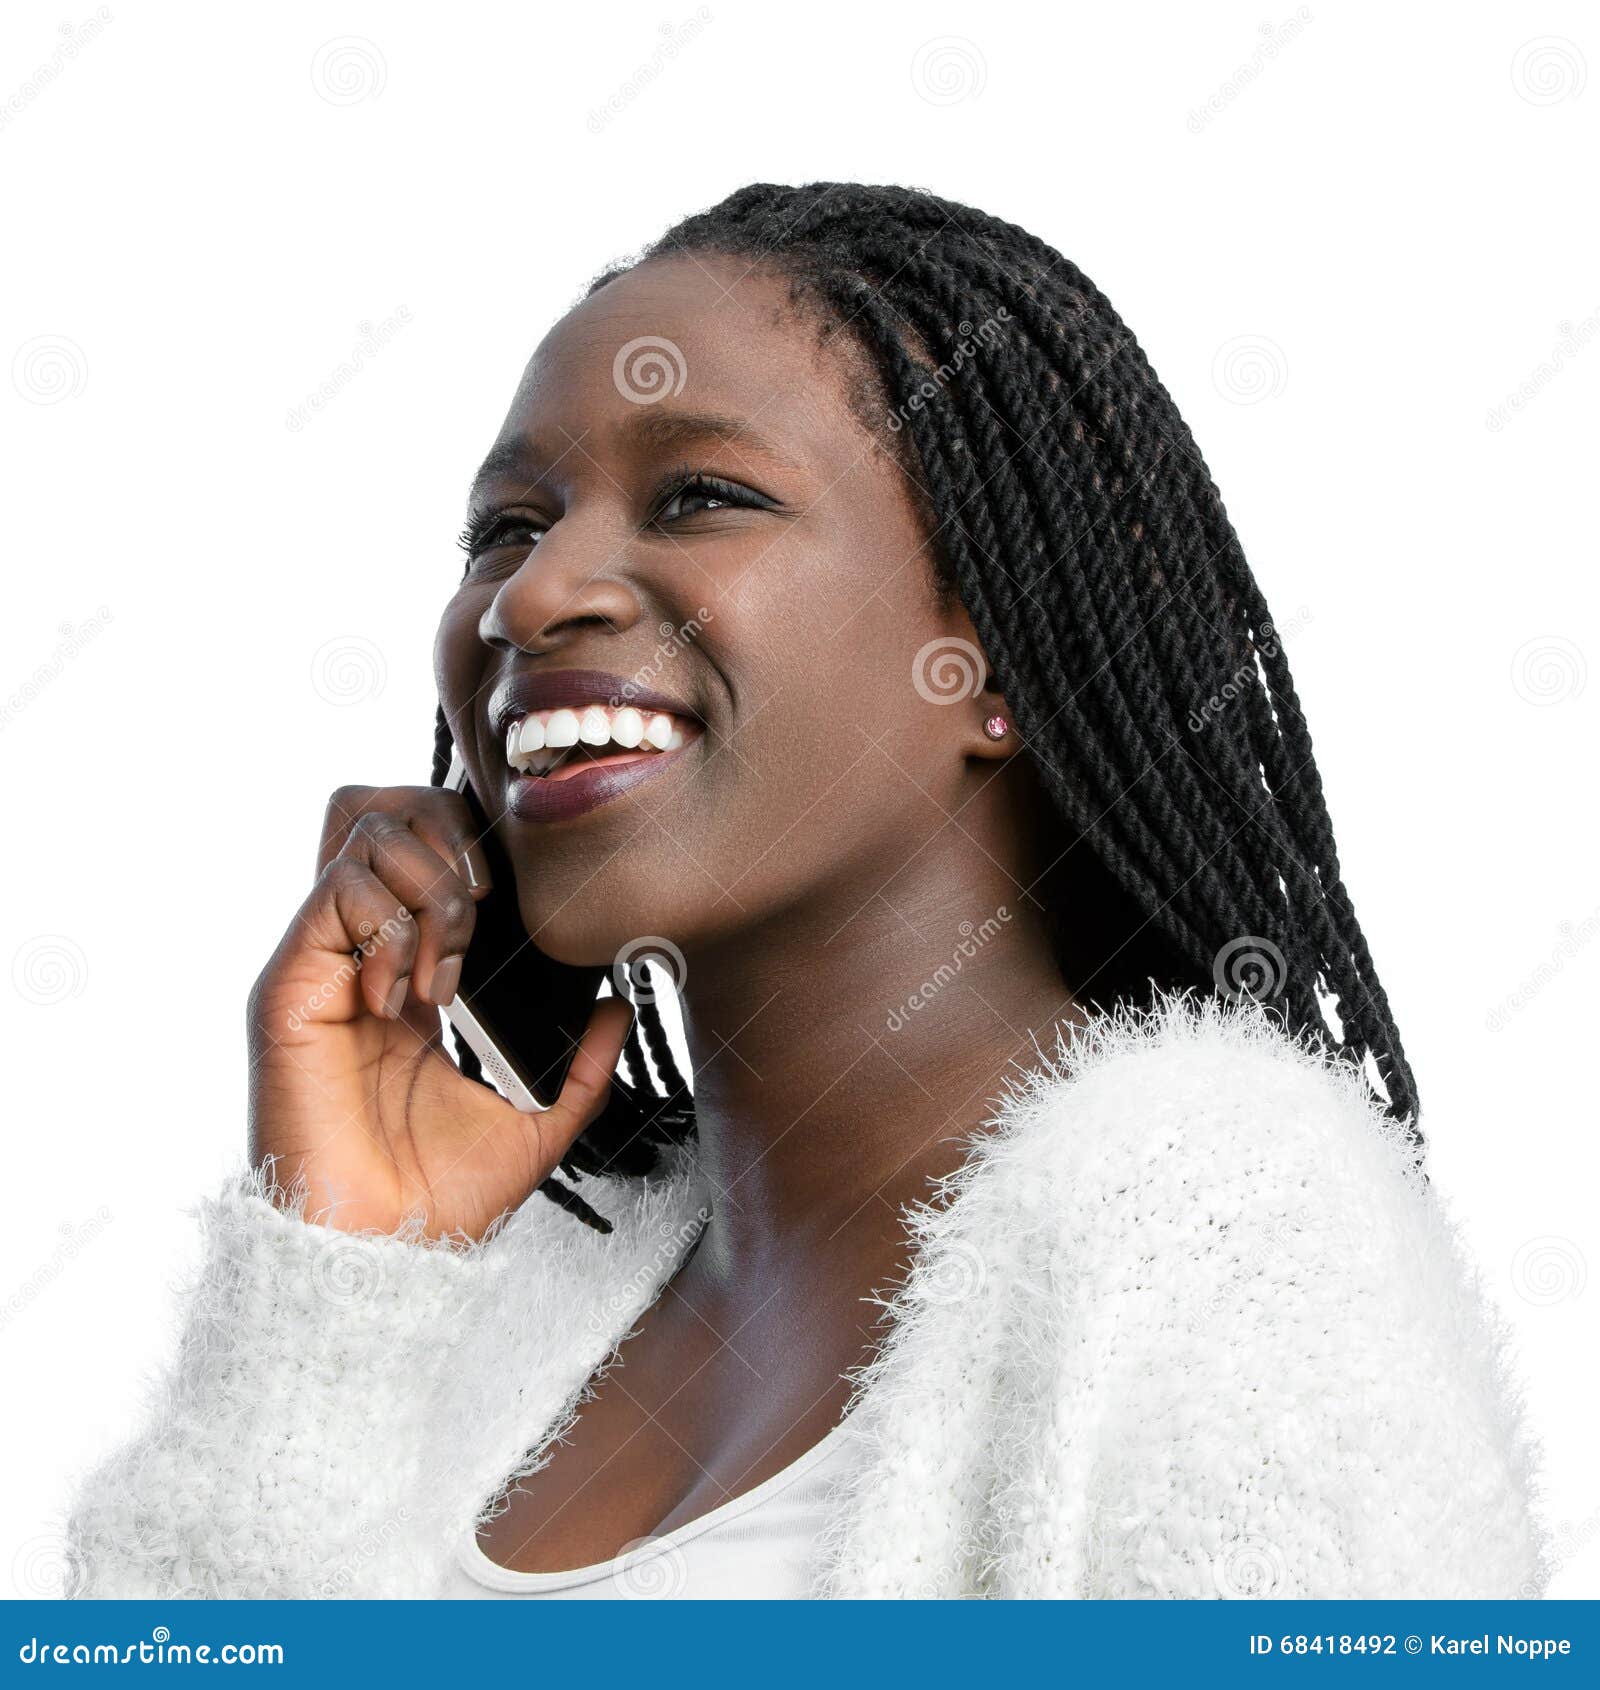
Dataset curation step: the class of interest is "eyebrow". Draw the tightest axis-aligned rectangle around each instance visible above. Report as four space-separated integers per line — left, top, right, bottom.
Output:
625 409 777 454
467 410 787 503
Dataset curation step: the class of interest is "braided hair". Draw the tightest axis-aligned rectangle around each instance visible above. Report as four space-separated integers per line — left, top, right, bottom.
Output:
435 181 1418 1228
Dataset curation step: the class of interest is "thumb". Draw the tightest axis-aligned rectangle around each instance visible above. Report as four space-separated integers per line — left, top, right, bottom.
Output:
527 993 636 1173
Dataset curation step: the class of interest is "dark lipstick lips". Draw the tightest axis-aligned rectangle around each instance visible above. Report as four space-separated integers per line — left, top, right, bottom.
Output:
490 666 704 825
488 667 701 743
505 734 699 824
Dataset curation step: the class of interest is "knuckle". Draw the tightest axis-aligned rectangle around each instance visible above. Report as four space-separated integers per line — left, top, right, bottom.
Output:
356 920 414 972
434 890 474 932
324 784 374 826
416 784 464 813
349 809 404 843
320 856 372 899
380 914 420 961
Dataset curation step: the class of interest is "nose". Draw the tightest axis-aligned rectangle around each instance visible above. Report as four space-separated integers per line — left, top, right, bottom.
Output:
478 525 643 654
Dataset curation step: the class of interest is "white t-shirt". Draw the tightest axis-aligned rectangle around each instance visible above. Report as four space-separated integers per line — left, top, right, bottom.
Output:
442 1415 861 1600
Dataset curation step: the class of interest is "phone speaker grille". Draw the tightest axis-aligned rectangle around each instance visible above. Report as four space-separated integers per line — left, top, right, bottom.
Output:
480 1050 517 1096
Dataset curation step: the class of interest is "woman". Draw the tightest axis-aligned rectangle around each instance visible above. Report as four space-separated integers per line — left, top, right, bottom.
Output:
64 183 1545 1600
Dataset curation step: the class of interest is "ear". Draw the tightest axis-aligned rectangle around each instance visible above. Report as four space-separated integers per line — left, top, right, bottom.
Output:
938 603 1019 765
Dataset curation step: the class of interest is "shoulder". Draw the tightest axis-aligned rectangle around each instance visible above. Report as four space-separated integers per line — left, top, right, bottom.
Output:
970 990 1494 1363
996 989 1412 1194
952 992 1548 1597
964 991 1428 1265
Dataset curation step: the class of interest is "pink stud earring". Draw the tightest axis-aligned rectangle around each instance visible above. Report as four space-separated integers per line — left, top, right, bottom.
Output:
983 714 1009 740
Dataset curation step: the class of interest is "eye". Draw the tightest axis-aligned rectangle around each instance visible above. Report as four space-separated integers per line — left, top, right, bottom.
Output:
456 510 546 563
650 471 774 527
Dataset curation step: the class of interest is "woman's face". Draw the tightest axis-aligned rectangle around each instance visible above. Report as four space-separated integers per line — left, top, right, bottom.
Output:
435 253 1019 967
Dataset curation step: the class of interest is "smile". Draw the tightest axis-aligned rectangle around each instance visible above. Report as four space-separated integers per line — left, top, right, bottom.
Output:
499 702 701 823
505 704 692 777
486 668 705 824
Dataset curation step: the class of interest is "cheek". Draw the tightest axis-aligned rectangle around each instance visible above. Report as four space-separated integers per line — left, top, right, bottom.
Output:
707 586 960 882
433 589 488 752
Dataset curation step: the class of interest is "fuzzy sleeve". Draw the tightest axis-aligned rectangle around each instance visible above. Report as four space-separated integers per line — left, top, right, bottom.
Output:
62 1164 505 1599
1059 1018 1550 1600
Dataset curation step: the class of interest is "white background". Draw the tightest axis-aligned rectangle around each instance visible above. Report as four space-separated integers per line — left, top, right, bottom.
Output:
1 0 1595 1599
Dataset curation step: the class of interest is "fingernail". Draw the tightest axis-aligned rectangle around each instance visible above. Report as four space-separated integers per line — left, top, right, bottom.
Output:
383 975 411 1020
456 850 489 891
429 955 463 1005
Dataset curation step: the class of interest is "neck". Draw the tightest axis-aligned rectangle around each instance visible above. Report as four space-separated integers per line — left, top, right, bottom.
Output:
674 858 1080 1286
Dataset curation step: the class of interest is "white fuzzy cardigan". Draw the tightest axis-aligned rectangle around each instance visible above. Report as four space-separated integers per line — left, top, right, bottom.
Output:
63 997 1548 1599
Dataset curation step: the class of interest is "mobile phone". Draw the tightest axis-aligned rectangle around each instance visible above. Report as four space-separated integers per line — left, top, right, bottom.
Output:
440 748 608 1109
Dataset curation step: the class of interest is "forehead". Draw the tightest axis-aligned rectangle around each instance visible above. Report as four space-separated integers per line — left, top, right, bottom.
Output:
541 252 821 395
478 254 859 484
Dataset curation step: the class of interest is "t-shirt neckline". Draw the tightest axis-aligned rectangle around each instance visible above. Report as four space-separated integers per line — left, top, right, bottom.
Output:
455 1410 858 1593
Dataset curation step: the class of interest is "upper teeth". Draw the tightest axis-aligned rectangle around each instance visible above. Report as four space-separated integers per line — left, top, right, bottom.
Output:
505 706 688 774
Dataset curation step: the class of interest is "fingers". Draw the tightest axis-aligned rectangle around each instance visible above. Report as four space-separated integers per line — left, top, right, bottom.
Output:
258 807 481 1038
312 787 491 1018
318 785 493 900
331 812 477 1010
251 855 408 1038
321 857 423 1021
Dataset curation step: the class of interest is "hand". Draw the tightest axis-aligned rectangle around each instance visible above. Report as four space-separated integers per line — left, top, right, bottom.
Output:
246 784 631 1241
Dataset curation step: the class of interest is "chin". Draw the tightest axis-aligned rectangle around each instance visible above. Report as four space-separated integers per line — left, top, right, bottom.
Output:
513 854 770 976
513 876 685 970
516 898 628 969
